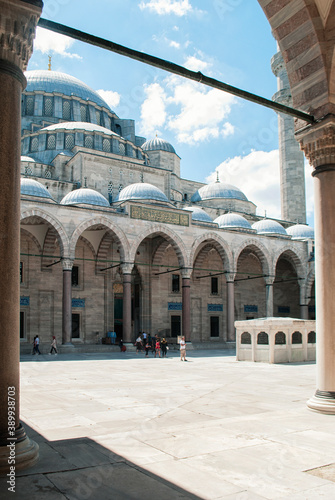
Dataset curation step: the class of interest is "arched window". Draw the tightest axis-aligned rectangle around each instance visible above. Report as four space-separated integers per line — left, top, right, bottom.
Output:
275 332 286 345
108 181 113 194
84 135 93 149
44 169 52 179
292 331 302 344
44 97 53 117
119 143 125 155
118 184 123 192
308 331 316 344
241 332 251 345
47 134 56 150
257 332 269 345
103 139 111 152
96 110 101 126
65 134 75 150
80 105 86 122
63 100 71 120
25 96 34 116
30 137 38 152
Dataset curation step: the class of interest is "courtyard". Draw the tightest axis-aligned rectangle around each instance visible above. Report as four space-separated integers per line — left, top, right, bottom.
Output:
1 350 335 499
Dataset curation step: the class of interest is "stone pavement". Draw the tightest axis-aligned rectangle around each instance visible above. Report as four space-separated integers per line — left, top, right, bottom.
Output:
1 350 335 499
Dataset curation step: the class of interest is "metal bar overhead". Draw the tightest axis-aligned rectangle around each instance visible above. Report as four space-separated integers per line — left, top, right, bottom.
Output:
37 18 315 124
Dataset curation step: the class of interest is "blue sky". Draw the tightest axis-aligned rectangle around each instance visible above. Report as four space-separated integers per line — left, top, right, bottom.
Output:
27 0 314 225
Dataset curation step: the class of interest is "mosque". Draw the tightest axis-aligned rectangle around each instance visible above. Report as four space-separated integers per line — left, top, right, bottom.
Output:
19 58 315 350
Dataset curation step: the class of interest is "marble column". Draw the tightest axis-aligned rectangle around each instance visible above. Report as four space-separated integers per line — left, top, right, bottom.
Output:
265 278 274 318
299 280 309 319
181 269 192 342
62 258 73 345
226 274 235 342
0 0 43 473
298 119 335 414
122 263 133 343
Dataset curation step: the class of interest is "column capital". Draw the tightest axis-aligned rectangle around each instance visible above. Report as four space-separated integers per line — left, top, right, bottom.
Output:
121 262 133 275
297 117 335 170
0 0 42 81
181 267 192 279
265 276 275 286
62 258 74 271
226 272 236 283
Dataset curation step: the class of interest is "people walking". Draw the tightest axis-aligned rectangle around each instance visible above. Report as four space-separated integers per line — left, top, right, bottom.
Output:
34 335 41 355
49 336 58 355
155 337 161 358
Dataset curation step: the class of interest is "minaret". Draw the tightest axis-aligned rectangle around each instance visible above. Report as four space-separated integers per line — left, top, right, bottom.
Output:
271 49 306 223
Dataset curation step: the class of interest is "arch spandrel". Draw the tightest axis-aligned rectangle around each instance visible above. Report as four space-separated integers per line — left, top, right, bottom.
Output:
129 224 188 268
233 238 271 277
190 233 233 272
69 216 129 262
20 208 69 256
258 0 335 122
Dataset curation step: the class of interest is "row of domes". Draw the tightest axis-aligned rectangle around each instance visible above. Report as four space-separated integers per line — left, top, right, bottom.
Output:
20 178 314 240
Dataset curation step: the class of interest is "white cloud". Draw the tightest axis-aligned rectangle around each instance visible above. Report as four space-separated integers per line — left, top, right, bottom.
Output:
96 90 121 109
184 55 209 72
206 150 282 218
222 122 235 137
34 27 82 59
167 80 236 144
169 40 181 49
139 0 193 16
139 83 167 135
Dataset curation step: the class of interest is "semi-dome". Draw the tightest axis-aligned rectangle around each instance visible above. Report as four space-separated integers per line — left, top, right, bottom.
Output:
115 183 169 203
21 178 53 200
21 155 35 162
286 224 314 240
191 182 248 203
252 218 287 236
41 122 120 136
61 188 109 207
183 206 213 223
214 213 253 231
142 137 176 154
25 70 113 112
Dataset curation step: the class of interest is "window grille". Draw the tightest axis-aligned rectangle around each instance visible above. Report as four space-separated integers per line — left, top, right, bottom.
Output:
103 139 110 152
47 134 56 150
119 143 125 155
63 100 71 120
84 135 93 149
26 96 34 115
31 137 38 152
241 332 251 344
65 134 75 150
80 105 86 122
44 97 53 117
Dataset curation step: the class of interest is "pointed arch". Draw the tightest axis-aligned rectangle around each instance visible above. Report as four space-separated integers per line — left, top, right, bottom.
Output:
234 239 271 276
190 233 233 272
273 246 306 278
69 216 129 262
20 208 69 256
129 224 187 268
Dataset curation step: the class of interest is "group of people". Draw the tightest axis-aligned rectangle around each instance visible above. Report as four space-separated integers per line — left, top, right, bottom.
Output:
134 333 169 358
32 335 58 355
134 333 187 361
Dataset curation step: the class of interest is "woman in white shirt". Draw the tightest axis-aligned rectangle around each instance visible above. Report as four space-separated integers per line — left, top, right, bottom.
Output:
180 336 186 361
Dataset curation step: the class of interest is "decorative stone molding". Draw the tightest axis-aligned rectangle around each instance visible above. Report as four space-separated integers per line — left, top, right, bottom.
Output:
0 0 42 77
181 267 193 280
62 258 74 271
297 118 335 170
121 262 134 275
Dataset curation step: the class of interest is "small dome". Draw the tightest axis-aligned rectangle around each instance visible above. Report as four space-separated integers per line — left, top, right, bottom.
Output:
183 207 213 223
21 178 53 200
252 218 287 236
191 182 248 203
286 224 314 240
61 188 109 207
214 213 253 231
25 70 113 112
142 137 176 154
21 156 35 162
115 183 169 203
41 122 120 137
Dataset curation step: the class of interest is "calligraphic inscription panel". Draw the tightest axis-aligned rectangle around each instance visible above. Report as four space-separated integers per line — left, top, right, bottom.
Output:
131 205 189 226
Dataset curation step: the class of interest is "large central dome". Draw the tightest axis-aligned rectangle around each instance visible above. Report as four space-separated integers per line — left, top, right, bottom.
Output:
191 182 248 203
24 70 112 111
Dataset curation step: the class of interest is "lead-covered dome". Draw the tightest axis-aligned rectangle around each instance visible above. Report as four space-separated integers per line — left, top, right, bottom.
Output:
25 70 112 112
21 178 54 200
286 224 314 240
41 122 120 136
252 218 287 236
214 213 253 231
191 182 248 203
61 188 109 207
142 137 176 154
183 207 213 223
115 183 169 203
